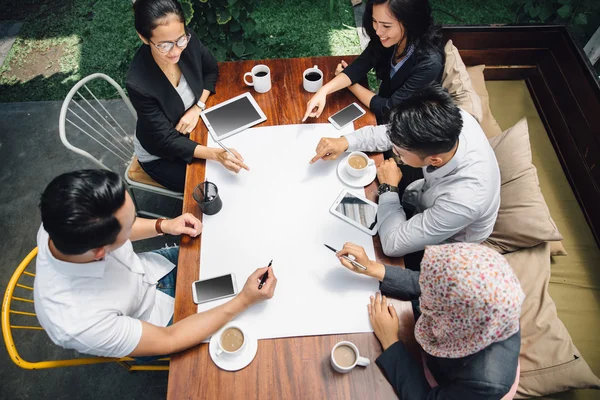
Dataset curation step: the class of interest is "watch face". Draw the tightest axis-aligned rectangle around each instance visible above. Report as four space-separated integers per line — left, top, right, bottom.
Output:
378 184 390 195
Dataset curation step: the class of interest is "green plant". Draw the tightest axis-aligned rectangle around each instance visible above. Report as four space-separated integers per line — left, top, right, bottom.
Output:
515 0 600 44
181 0 264 61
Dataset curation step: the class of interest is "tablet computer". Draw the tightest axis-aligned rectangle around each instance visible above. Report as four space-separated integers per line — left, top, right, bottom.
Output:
330 189 378 236
200 92 267 141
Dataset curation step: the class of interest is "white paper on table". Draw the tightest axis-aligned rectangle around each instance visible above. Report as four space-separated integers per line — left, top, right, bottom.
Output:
197 124 379 340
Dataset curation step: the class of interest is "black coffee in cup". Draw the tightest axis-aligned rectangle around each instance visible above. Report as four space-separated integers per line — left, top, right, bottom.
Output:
255 71 268 77
305 72 321 81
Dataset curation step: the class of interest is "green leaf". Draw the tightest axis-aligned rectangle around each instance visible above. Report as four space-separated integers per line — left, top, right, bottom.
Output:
228 0 238 5
244 41 255 55
557 4 572 18
242 20 255 35
558 0 571 5
232 41 245 57
216 9 232 25
574 13 588 25
230 21 241 32
538 6 551 22
529 6 540 18
180 0 194 25
524 0 533 14
231 7 240 20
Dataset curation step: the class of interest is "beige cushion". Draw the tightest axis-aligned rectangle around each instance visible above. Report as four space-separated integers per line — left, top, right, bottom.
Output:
441 40 483 123
484 118 563 253
127 156 167 189
504 243 600 398
466 65 503 138
550 240 568 256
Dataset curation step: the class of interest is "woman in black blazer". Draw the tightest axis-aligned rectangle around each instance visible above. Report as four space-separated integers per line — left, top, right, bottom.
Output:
303 0 444 124
127 0 248 192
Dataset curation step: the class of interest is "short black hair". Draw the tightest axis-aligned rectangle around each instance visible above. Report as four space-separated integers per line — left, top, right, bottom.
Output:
133 0 186 40
40 170 127 255
387 85 463 157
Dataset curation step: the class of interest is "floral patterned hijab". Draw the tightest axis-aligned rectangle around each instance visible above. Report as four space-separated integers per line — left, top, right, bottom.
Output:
415 243 525 359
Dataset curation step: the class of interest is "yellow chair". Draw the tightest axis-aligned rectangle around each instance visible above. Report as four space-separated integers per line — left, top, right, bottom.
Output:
2 247 169 371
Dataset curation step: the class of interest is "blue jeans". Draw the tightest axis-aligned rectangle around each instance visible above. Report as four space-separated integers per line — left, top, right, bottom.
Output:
134 246 179 364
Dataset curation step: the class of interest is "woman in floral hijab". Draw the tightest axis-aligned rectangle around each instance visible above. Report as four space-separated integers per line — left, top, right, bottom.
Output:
337 242 525 399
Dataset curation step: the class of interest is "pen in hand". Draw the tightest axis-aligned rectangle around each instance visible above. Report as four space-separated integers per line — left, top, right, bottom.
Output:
324 244 368 271
258 259 272 290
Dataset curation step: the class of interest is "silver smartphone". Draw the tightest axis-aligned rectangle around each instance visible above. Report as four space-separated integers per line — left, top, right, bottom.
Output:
191 273 238 305
328 102 366 130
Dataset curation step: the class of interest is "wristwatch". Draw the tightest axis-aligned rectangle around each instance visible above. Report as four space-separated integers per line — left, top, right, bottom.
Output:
377 183 399 196
196 99 206 112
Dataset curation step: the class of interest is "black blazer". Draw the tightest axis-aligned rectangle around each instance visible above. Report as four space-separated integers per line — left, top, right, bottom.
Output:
126 31 218 164
343 41 444 123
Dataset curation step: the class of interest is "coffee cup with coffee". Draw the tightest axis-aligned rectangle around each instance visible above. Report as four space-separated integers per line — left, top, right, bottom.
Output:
345 151 375 178
303 65 323 93
216 324 246 357
330 341 370 373
244 64 271 93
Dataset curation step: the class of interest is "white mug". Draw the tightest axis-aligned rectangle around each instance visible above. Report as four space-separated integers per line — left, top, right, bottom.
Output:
244 64 272 93
346 151 375 178
303 65 323 93
215 324 247 357
330 341 370 373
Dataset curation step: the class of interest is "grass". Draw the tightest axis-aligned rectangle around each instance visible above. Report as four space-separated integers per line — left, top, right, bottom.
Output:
0 0 517 103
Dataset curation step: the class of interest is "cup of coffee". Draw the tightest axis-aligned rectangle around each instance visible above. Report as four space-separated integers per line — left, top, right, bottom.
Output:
303 65 323 93
330 341 370 373
345 151 375 178
193 181 223 216
244 64 271 93
216 324 246 357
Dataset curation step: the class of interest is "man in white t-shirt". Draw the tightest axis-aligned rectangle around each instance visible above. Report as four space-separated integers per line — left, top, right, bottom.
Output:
34 169 277 358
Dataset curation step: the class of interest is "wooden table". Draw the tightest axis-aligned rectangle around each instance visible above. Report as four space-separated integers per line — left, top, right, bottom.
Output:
168 56 402 400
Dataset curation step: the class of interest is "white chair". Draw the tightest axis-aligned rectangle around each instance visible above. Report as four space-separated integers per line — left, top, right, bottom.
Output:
59 73 183 218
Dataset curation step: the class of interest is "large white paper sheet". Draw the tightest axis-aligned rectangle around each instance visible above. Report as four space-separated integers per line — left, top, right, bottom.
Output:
198 124 379 339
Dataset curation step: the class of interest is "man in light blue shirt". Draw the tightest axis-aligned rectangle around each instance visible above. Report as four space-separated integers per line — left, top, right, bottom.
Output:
310 85 500 266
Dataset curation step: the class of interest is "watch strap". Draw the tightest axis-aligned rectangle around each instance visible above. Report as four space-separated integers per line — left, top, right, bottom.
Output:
155 218 166 235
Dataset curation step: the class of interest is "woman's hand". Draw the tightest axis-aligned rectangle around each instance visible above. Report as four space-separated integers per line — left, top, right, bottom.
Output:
335 60 348 76
212 148 250 173
302 89 327 121
175 105 201 134
337 242 385 281
368 292 400 351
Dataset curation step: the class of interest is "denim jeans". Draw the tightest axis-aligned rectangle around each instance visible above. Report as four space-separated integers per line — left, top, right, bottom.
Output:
134 245 179 364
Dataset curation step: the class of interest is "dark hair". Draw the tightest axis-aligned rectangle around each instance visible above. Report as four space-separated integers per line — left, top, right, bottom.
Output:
363 0 442 59
387 85 463 157
40 170 127 255
133 0 186 39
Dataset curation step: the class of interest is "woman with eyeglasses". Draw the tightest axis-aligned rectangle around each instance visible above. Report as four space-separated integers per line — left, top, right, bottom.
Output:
127 0 248 192
302 0 444 124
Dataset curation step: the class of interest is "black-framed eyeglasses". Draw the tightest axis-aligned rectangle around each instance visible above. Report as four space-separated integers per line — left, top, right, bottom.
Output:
149 33 191 54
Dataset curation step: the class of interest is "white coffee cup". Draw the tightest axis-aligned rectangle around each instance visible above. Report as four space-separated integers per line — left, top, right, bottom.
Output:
303 65 323 93
244 64 271 93
330 341 370 373
345 151 375 178
215 324 246 357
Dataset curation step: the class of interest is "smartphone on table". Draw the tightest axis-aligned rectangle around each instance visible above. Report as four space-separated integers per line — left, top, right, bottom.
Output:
191 273 238 305
328 102 366 130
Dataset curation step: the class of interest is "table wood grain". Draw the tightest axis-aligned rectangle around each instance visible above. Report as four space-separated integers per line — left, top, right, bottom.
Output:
168 56 400 400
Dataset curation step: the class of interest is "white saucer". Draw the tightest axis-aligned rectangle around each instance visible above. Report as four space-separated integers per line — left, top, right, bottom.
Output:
209 322 258 372
337 156 377 188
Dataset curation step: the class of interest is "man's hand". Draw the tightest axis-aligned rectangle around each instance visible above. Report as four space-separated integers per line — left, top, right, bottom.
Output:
310 137 349 164
368 292 400 351
161 213 202 237
335 60 348 76
337 242 385 281
238 266 278 307
175 105 201 134
213 148 250 173
377 159 403 186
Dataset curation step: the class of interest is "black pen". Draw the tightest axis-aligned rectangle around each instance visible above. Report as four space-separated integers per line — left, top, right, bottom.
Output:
258 259 272 290
324 244 368 271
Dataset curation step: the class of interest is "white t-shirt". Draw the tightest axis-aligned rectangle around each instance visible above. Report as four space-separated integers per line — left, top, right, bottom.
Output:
33 225 176 358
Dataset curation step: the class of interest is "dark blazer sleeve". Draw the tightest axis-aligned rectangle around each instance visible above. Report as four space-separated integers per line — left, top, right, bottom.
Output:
370 57 443 120
192 33 218 93
376 342 511 400
379 265 421 300
127 83 198 164
343 43 377 84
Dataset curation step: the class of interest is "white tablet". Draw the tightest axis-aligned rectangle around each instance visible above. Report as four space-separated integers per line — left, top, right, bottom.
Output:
200 92 267 140
330 189 378 236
